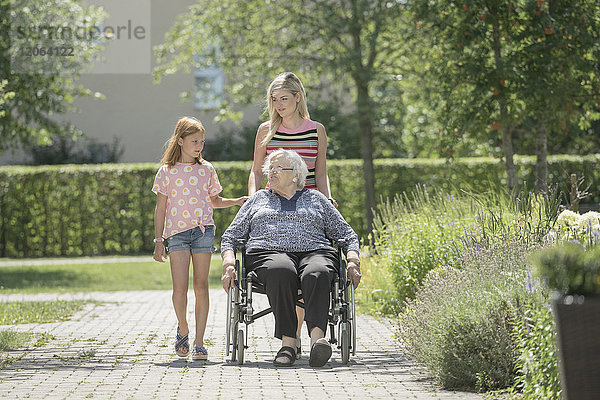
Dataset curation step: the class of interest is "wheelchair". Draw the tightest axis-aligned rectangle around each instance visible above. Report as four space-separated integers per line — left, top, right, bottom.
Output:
225 239 356 365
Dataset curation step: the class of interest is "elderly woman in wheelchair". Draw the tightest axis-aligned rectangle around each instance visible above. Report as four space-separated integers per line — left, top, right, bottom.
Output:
221 149 361 367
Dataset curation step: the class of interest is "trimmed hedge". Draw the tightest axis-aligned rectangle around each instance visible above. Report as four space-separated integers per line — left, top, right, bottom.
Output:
0 154 598 257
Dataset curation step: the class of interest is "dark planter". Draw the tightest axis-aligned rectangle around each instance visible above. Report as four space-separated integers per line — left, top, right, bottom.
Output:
553 295 600 400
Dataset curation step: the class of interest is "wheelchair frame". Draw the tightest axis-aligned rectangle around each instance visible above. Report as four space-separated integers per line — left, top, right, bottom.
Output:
225 239 356 365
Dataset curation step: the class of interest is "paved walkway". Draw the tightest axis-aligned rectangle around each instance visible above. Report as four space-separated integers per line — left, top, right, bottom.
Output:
0 290 484 399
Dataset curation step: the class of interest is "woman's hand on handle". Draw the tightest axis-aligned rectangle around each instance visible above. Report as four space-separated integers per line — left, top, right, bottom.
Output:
347 261 361 288
346 251 361 288
221 250 237 292
222 265 236 292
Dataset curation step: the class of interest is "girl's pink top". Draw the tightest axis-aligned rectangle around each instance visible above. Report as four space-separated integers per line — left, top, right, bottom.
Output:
152 161 222 238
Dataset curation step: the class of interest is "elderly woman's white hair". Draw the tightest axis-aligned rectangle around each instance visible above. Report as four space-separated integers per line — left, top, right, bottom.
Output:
263 149 309 189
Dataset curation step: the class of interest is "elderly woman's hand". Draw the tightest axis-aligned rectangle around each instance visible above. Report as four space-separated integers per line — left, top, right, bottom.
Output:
222 265 237 293
347 259 361 288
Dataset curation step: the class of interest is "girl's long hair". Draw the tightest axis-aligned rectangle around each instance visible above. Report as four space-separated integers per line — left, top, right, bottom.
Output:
161 117 205 167
261 72 310 146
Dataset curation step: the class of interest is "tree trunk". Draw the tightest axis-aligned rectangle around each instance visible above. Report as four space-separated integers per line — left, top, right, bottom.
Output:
500 106 517 193
535 121 548 193
354 77 376 237
492 14 518 193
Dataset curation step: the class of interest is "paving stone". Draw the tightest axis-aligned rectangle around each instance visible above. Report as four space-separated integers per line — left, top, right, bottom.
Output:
0 290 485 399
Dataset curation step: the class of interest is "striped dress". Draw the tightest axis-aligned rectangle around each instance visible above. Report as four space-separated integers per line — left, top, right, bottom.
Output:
266 119 319 189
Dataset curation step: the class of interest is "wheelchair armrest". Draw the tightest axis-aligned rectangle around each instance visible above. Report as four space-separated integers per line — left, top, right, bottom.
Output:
330 238 346 250
234 238 247 252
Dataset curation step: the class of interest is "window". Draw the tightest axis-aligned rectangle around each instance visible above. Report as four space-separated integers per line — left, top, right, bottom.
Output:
194 67 224 110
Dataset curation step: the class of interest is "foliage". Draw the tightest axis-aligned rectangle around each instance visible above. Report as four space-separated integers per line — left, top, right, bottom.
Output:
203 122 258 161
532 242 600 296
399 242 532 392
513 303 562 400
154 0 407 125
0 257 224 293
407 0 600 189
0 154 595 257
0 0 105 150
0 300 90 324
25 135 124 165
370 182 560 308
370 186 468 307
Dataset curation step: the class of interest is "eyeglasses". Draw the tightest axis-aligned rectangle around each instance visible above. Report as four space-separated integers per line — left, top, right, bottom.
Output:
268 166 294 174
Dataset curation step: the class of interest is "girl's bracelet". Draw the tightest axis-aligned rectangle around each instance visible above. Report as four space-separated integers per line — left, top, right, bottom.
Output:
153 238 163 244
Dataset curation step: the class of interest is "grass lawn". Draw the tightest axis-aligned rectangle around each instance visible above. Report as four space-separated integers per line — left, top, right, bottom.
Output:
0 300 89 355
0 254 224 293
0 300 93 325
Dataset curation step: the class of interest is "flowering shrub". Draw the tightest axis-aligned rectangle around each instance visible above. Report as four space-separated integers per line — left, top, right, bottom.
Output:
364 186 560 315
360 186 562 394
553 209 600 245
365 186 469 314
399 242 533 391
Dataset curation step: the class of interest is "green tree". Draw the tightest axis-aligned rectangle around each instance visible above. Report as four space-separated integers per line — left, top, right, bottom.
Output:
517 0 600 191
155 0 411 234
409 0 600 193
0 0 105 151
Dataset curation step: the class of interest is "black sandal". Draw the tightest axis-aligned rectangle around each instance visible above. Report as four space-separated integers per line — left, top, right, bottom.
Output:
273 346 296 367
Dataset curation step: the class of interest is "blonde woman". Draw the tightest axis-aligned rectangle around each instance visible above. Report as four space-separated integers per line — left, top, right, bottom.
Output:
248 72 337 359
152 116 247 361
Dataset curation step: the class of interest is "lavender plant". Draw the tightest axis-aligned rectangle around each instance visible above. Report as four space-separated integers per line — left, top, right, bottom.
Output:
399 241 540 391
365 185 560 315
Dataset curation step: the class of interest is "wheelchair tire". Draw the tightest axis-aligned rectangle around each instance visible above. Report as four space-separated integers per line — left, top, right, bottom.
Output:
340 321 350 364
351 285 357 356
230 286 240 362
237 329 245 365
226 289 232 356
231 321 238 362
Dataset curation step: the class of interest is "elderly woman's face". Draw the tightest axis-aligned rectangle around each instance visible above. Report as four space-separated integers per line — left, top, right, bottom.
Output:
267 155 295 189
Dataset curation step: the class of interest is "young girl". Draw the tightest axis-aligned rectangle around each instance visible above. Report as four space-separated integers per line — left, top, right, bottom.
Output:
153 116 247 360
248 72 336 359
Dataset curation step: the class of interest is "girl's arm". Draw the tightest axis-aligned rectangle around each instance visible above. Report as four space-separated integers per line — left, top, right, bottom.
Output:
315 122 333 199
153 193 168 262
248 123 269 196
210 195 248 209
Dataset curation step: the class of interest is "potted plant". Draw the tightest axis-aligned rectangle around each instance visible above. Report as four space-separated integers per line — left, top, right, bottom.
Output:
532 242 600 400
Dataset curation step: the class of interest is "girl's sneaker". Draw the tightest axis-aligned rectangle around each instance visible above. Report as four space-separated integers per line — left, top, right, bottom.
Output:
191 345 208 361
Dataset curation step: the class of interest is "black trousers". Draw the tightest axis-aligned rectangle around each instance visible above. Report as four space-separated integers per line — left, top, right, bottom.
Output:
245 248 338 340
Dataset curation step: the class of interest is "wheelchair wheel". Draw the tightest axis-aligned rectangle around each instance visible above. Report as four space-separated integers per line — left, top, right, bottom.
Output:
237 329 245 365
340 321 350 364
231 319 238 362
351 285 357 356
230 286 240 362
226 289 233 356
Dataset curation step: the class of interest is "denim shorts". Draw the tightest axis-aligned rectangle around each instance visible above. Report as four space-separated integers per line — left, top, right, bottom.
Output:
165 225 215 254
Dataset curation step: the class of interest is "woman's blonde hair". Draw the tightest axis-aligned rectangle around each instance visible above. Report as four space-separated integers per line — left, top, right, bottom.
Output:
161 117 205 167
261 72 310 146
